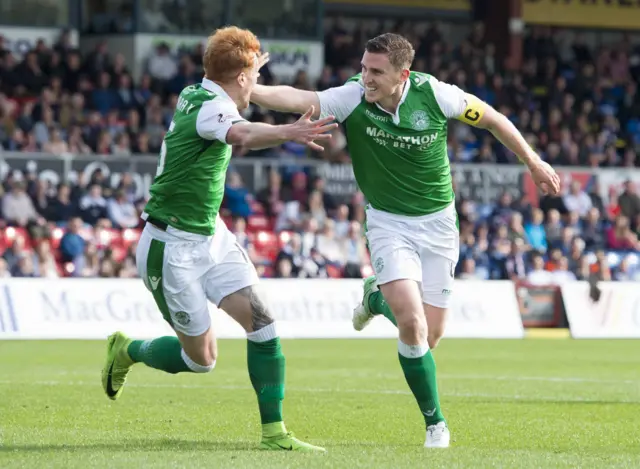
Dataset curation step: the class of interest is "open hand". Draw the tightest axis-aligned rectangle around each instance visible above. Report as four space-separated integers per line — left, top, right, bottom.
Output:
289 106 338 151
256 52 270 71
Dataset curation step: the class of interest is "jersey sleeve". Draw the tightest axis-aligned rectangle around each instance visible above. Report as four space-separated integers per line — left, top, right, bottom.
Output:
196 98 247 143
428 76 485 126
315 82 364 123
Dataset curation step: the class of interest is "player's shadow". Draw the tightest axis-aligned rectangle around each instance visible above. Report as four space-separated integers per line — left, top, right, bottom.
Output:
0 439 258 453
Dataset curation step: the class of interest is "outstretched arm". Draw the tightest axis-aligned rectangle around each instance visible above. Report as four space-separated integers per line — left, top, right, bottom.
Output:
226 107 335 151
197 99 336 151
252 82 364 123
251 84 321 117
430 77 560 195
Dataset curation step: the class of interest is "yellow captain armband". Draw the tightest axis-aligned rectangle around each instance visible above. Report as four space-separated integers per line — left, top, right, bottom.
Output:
456 94 485 126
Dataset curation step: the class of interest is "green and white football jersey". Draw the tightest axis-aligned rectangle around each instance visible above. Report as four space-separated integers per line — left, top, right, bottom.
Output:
143 78 246 236
316 72 467 217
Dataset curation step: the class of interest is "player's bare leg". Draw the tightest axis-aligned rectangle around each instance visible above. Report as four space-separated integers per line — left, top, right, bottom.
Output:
220 286 326 452
424 304 448 350
378 279 449 448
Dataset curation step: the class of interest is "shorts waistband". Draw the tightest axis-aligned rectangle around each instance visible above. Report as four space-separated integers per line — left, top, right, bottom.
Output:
366 201 455 223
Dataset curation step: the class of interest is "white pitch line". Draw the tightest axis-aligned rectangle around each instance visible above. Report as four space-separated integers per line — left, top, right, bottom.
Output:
21 369 640 385
0 380 638 404
440 374 640 385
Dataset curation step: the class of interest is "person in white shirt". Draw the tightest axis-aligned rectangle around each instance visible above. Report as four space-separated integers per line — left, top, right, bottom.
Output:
563 181 592 217
527 253 555 285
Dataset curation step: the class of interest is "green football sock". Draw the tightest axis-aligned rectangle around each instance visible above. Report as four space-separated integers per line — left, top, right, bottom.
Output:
128 337 193 374
369 290 397 326
398 341 445 427
247 336 286 426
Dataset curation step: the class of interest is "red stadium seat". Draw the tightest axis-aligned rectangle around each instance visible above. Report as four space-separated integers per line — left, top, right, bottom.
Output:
121 228 141 248
278 230 294 247
361 264 374 278
253 230 279 260
247 215 270 231
50 227 65 249
327 264 343 278
250 200 265 214
94 228 121 248
4 226 31 249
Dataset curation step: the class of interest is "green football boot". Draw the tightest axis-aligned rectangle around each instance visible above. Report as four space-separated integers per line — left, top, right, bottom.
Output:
101 331 134 401
260 431 326 452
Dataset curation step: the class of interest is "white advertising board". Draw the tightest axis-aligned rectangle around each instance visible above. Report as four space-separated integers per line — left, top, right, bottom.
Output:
0 279 523 340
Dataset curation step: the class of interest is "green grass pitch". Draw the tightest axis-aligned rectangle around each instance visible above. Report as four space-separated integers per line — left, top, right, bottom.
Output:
1 338 639 468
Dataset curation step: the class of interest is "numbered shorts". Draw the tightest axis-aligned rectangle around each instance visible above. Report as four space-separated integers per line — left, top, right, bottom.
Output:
136 220 259 336
365 203 459 309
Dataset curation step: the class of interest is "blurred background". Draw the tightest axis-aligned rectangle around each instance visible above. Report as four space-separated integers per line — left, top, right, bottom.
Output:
0 0 640 328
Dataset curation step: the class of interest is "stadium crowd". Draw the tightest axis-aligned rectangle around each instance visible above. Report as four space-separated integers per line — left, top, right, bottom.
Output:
0 19 639 281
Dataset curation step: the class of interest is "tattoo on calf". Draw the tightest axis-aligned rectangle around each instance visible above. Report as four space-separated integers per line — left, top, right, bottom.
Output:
237 286 274 330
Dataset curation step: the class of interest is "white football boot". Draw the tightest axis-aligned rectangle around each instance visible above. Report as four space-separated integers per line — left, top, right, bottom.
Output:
424 421 450 448
352 275 378 331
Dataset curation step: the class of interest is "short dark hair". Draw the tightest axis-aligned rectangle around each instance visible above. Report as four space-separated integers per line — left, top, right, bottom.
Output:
365 33 415 70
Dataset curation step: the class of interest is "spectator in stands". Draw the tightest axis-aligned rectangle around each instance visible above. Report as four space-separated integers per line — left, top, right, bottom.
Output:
307 190 328 229
614 254 639 281
78 184 108 225
31 179 52 218
459 258 485 280
592 250 613 281
60 216 86 276
300 217 319 257
507 212 526 243
563 181 592 217
43 127 70 155
275 257 293 278
606 215 640 250
341 221 366 279
0 258 10 278
553 226 575 255
544 209 563 247
310 177 338 214
34 241 59 278
2 181 39 227
618 180 640 221
524 208 547 252
12 253 36 278
526 252 554 285
92 72 119 115
2 237 25 273
505 238 528 280
316 219 343 266
286 171 309 206
147 42 177 87
256 169 284 218
490 192 514 227
490 224 512 279
302 247 328 279
565 211 583 237
275 233 305 278
581 207 604 250
333 204 350 239
224 172 253 220
48 183 76 224
107 189 139 229
551 256 577 284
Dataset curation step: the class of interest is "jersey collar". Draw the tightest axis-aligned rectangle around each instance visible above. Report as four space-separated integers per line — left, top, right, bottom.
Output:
374 79 410 125
201 77 232 100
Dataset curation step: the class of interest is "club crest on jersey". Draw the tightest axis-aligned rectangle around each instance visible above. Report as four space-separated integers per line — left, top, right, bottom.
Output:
410 110 430 131
174 311 191 326
374 257 385 274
